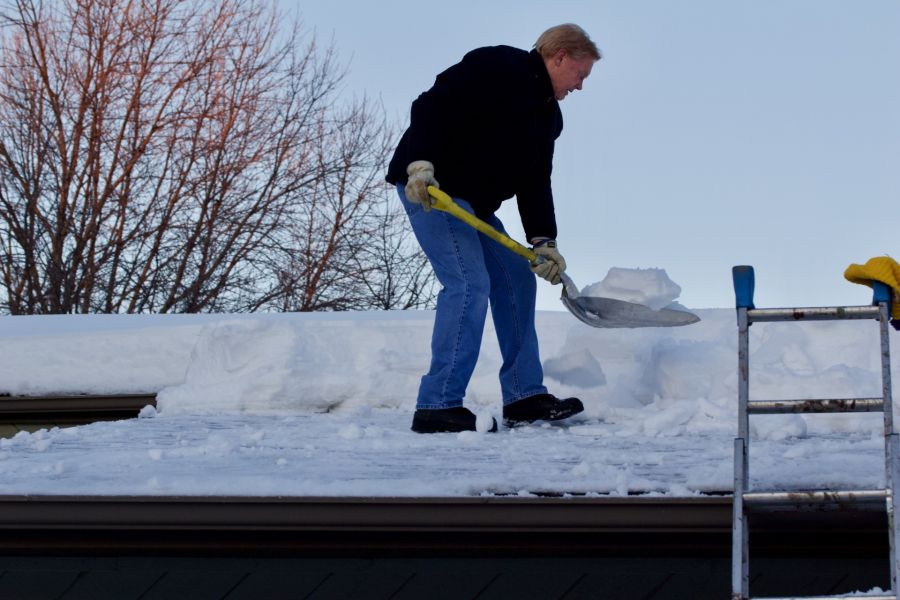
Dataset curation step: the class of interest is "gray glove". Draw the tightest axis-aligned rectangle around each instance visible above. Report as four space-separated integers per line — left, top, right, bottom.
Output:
405 160 440 211
531 240 566 285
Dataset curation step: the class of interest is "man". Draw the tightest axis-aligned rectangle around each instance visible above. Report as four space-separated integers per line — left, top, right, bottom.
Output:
386 24 601 433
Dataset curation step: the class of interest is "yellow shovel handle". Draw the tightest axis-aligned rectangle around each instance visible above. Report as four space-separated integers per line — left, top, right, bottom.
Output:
427 186 539 264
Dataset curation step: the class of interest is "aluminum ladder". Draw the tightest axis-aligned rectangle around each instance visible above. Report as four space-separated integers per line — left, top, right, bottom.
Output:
732 265 897 600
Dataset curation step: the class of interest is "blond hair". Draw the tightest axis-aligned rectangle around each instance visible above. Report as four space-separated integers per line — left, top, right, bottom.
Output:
535 24 601 61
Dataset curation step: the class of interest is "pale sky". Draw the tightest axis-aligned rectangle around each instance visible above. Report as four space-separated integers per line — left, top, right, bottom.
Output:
284 0 900 311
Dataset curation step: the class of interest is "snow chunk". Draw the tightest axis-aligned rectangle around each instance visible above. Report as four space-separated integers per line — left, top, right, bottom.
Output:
544 349 605 388
475 410 495 433
581 267 682 310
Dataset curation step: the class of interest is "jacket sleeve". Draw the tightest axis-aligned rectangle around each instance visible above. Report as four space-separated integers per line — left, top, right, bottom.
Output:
516 105 563 242
515 139 558 242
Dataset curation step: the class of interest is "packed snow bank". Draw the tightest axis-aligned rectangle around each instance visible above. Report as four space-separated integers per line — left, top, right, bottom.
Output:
0 313 203 396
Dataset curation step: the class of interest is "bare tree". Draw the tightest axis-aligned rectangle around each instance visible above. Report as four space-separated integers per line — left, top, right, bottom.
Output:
256 98 436 313
0 0 433 314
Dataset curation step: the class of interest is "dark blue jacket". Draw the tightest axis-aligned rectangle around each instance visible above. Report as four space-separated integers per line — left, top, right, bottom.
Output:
386 46 562 241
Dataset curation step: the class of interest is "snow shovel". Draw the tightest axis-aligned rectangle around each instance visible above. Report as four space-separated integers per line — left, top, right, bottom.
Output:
426 186 700 328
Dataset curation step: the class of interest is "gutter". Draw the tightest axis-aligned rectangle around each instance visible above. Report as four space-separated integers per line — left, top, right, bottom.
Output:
0 495 886 557
0 393 156 424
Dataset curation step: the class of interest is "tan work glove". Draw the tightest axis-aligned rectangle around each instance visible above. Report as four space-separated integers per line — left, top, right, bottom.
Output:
531 240 566 285
405 160 440 211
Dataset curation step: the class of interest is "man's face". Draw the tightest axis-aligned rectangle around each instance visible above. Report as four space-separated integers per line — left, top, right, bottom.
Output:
546 50 595 101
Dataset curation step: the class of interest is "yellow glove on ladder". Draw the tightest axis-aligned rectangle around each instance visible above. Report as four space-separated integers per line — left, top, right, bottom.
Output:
845 255 900 329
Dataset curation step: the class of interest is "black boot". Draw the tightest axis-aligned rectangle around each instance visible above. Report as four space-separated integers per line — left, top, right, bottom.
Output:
503 393 584 426
411 406 498 434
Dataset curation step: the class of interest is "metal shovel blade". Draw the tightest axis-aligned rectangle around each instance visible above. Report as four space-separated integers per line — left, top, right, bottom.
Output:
559 273 700 328
562 292 701 328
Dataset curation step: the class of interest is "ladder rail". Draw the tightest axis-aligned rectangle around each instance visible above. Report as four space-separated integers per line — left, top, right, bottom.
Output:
888 433 899 594
733 437 748 599
881 299 898 594
733 304 751 599
880 301 895 434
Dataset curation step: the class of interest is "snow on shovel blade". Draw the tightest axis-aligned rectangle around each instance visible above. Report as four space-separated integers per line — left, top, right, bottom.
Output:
559 271 700 328
561 294 701 328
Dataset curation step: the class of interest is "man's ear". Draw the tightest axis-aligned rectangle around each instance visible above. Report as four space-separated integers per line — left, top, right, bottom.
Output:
553 48 567 66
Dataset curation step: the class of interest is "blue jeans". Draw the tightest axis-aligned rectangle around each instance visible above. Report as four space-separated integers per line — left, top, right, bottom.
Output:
397 185 548 410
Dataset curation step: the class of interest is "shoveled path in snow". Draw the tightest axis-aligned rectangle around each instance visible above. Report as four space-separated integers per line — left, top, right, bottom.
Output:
0 410 885 497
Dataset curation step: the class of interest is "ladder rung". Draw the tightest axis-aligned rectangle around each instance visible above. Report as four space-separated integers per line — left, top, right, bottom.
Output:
743 489 887 508
748 305 881 322
747 398 884 414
